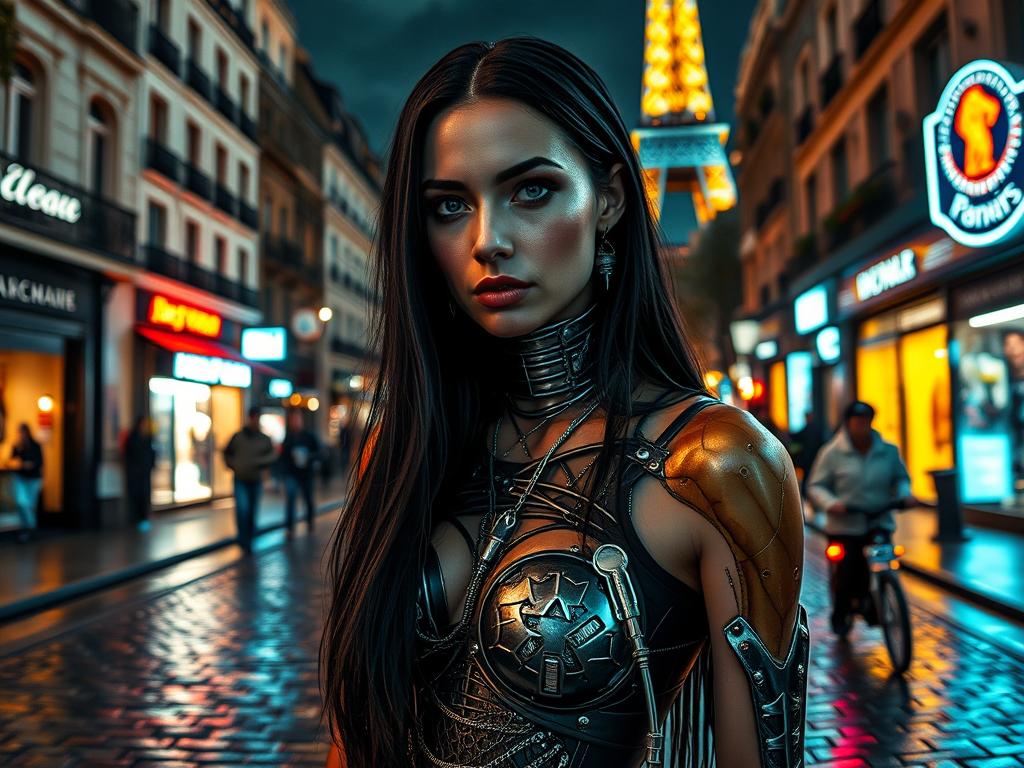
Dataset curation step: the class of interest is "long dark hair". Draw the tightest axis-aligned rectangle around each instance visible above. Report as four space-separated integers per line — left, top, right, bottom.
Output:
321 36 707 765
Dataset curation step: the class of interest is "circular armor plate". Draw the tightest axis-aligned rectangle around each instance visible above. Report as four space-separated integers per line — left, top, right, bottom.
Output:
477 551 633 709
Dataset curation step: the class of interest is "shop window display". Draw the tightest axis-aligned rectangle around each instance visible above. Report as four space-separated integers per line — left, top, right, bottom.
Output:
954 316 1024 506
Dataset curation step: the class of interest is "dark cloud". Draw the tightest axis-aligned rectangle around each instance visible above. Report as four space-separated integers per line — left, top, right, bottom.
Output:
288 0 756 240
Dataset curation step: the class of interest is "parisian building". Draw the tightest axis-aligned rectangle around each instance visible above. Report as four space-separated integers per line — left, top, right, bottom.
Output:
735 0 1024 521
133 0 262 513
0 0 142 529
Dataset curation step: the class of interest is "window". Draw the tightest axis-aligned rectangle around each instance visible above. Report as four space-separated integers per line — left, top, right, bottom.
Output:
867 85 891 171
830 138 848 206
215 143 227 184
147 201 167 246
330 234 339 261
239 73 250 114
238 247 249 284
914 15 950 117
260 19 269 51
187 18 201 61
87 100 113 197
216 48 229 88
278 42 287 73
824 4 838 60
264 196 272 232
152 0 170 31
238 162 250 202
1008 0 1024 62
279 206 288 237
215 236 227 274
9 59 40 162
804 173 817 234
148 92 168 142
185 220 200 262
186 121 201 166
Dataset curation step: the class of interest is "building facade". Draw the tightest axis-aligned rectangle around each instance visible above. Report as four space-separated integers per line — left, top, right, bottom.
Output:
0 0 143 530
736 0 1024 517
134 0 262 512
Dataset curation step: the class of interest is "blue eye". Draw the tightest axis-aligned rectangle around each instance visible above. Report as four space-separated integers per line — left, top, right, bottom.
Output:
514 180 554 205
434 197 467 220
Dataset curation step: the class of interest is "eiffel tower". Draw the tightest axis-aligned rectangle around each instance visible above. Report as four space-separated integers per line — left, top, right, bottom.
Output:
632 0 736 226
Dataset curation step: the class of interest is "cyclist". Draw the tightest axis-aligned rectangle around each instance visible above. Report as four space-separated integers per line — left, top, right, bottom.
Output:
807 400 918 634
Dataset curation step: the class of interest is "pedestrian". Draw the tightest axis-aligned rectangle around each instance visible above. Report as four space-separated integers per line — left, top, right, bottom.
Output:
123 415 157 531
280 408 322 536
807 400 918 634
321 38 808 768
9 422 43 542
223 406 276 553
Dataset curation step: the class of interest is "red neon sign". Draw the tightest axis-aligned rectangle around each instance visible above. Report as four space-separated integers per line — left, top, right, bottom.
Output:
148 294 222 338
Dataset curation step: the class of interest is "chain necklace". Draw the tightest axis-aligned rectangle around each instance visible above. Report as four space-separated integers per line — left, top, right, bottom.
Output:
501 398 574 459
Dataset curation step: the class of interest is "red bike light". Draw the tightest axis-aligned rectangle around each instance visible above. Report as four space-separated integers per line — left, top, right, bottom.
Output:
825 542 845 562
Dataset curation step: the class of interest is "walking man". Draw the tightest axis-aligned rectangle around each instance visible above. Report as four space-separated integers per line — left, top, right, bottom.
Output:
223 407 276 553
9 423 43 542
280 408 322 536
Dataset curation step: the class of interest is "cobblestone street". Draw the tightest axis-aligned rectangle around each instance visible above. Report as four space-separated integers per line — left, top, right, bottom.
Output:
1 525 1023 766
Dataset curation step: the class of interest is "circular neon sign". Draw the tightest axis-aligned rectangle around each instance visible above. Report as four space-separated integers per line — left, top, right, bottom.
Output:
924 60 1024 247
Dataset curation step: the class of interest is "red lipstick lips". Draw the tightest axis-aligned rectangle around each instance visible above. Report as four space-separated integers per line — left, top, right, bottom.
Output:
473 275 534 309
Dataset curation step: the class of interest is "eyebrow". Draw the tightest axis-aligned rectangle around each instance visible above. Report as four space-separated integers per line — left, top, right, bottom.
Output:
422 156 564 192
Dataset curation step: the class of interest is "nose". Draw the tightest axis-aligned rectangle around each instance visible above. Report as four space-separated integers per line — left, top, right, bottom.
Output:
472 204 513 263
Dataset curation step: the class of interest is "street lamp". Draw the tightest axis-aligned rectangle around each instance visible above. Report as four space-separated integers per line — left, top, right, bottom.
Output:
318 306 333 322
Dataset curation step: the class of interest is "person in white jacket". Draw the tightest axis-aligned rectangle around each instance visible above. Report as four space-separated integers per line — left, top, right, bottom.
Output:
807 400 918 633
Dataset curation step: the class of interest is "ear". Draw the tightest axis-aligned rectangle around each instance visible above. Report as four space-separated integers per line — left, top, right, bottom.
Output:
596 162 627 234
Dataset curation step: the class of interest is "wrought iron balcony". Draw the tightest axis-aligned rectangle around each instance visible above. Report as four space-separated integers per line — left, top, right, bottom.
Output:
186 58 211 100
145 138 181 184
184 163 211 200
215 88 236 122
204 0 255 50
63 0 139 52
820 55 844 110
239 112 257 142
823 160 898 251
214 184 237 216
142 244 259 306
0 150 136 262
238 200 258 229
148 24 180 75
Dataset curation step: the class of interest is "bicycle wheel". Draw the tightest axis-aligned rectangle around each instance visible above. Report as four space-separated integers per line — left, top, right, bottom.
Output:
878 571 913 674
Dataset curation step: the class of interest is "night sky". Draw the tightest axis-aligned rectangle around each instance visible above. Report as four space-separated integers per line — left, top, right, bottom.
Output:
288 0 757 240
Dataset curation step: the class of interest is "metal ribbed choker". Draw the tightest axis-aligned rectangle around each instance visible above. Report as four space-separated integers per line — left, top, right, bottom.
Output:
498 304 598 419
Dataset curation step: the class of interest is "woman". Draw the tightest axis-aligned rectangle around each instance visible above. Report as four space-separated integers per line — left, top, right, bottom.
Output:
10 422 43 540
322 38 808 768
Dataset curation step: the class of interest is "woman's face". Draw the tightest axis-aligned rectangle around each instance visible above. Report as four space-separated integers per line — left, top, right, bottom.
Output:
422 97 624 338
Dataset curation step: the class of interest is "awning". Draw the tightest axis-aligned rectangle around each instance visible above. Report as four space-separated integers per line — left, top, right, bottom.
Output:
135 325 285 377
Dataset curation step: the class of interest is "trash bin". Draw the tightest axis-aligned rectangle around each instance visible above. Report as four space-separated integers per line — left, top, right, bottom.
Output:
929 468 967 542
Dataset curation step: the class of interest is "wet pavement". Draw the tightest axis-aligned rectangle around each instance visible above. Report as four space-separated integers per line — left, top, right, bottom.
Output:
0 523 1023 766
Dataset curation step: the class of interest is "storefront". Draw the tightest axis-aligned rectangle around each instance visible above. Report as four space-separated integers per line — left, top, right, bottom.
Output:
134 291 250 508
950 262 1024 507
0 250 103 529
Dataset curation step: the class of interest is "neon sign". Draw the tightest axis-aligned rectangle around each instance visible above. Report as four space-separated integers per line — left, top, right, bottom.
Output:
924 60 1024 246
148 294 222 338
855 248 918 301
0 162 82 223
794 284 829 335
172 352 251 388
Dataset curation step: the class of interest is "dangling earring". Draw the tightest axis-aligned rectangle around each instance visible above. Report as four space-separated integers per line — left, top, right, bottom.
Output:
596 229 616 290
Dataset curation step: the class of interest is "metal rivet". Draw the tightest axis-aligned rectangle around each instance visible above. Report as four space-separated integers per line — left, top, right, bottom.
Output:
739 466 749 477
636 447 651 461
570 544 580 553
730 623 743 636
760 569 772 579
647 460 660 471
470 642 479 654
562 326 573 339
577 715 589 729
740 641 751 651
746 442 754 452
793 567 800 580
797 664 805 677
753 670 764 685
